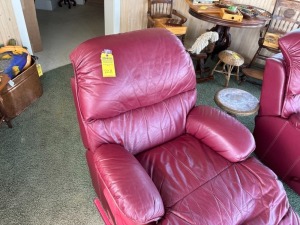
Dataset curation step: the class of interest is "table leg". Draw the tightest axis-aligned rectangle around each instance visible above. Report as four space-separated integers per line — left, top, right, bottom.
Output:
210 25 231 58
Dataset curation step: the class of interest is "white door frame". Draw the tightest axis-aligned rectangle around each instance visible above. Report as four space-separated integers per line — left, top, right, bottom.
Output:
11 0 33 54
104 0 120 35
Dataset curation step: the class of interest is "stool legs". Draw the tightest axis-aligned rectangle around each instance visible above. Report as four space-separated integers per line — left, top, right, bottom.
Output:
210 59 222 77
224 64 232 87
224 64 240 87
236 66 240 82
210 61 240 87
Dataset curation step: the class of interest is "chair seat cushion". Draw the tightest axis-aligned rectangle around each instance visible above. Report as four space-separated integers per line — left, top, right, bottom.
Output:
137 134 292 224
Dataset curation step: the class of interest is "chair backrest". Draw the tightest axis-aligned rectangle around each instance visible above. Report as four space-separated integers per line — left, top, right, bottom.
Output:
259 29 300 118
70 29 196 155
279 28 300 118
267 0 300 35
148 0 173 18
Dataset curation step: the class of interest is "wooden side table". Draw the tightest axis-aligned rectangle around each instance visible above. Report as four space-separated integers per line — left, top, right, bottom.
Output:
184 0 271 57
0 74 12 128
214 88 259 116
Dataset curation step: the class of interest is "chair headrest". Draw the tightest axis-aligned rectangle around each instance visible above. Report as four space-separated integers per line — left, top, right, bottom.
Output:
70 28 196 121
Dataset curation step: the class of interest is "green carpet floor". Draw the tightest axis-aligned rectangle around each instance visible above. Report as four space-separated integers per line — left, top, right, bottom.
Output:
0 63 299 224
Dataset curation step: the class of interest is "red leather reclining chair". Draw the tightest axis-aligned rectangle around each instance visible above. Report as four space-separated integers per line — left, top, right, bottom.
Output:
70 29 299 224
254 29 300 195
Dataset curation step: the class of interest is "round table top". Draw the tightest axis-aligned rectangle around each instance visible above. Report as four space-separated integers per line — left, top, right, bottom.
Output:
214 88 259 116
188 8 268 28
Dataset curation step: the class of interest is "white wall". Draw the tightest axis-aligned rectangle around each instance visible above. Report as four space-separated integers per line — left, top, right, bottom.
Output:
104 0 120 35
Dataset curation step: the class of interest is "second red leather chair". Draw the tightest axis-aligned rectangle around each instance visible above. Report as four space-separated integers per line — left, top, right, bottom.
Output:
254 29 300 195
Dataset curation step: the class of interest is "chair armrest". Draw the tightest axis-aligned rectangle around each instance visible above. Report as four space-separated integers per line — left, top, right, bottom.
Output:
172 9 187 24
94 144 164 224
259 55 286 117
289 113 300 129
186 105 255 162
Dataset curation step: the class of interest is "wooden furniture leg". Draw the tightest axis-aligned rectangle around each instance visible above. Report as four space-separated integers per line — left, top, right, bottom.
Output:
0 74 12 128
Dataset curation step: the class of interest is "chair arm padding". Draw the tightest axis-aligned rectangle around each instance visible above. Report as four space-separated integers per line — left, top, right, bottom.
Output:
94 144 164 224
186 105 255 162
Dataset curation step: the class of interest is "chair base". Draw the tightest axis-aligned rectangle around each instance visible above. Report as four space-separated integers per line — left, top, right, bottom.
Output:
254 116 300 195
94 198 113 225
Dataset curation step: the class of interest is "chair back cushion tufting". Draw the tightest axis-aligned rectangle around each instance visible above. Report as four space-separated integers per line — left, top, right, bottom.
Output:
70 29 196 153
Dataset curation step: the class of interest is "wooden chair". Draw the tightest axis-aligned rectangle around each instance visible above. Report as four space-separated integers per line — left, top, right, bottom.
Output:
188 31 218 83
58 0 76 9
147 0 187 43
248 0 300 68
189 42 215 83
242 0 300 83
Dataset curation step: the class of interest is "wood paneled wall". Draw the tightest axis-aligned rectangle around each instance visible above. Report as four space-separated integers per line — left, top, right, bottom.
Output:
0 1 22 46
120 0 277 62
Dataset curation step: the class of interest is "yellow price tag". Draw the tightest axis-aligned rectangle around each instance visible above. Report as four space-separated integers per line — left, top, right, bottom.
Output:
232 53 240 59
36 63 43 77
101 51 116 77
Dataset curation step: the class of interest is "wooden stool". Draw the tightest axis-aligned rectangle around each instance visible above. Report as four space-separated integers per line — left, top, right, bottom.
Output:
210 50 244 87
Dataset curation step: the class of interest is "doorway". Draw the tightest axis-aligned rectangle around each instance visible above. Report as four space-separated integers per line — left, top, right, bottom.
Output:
34 1 104 72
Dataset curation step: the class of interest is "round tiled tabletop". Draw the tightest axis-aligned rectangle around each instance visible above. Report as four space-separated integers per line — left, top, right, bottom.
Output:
214 88 259 116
